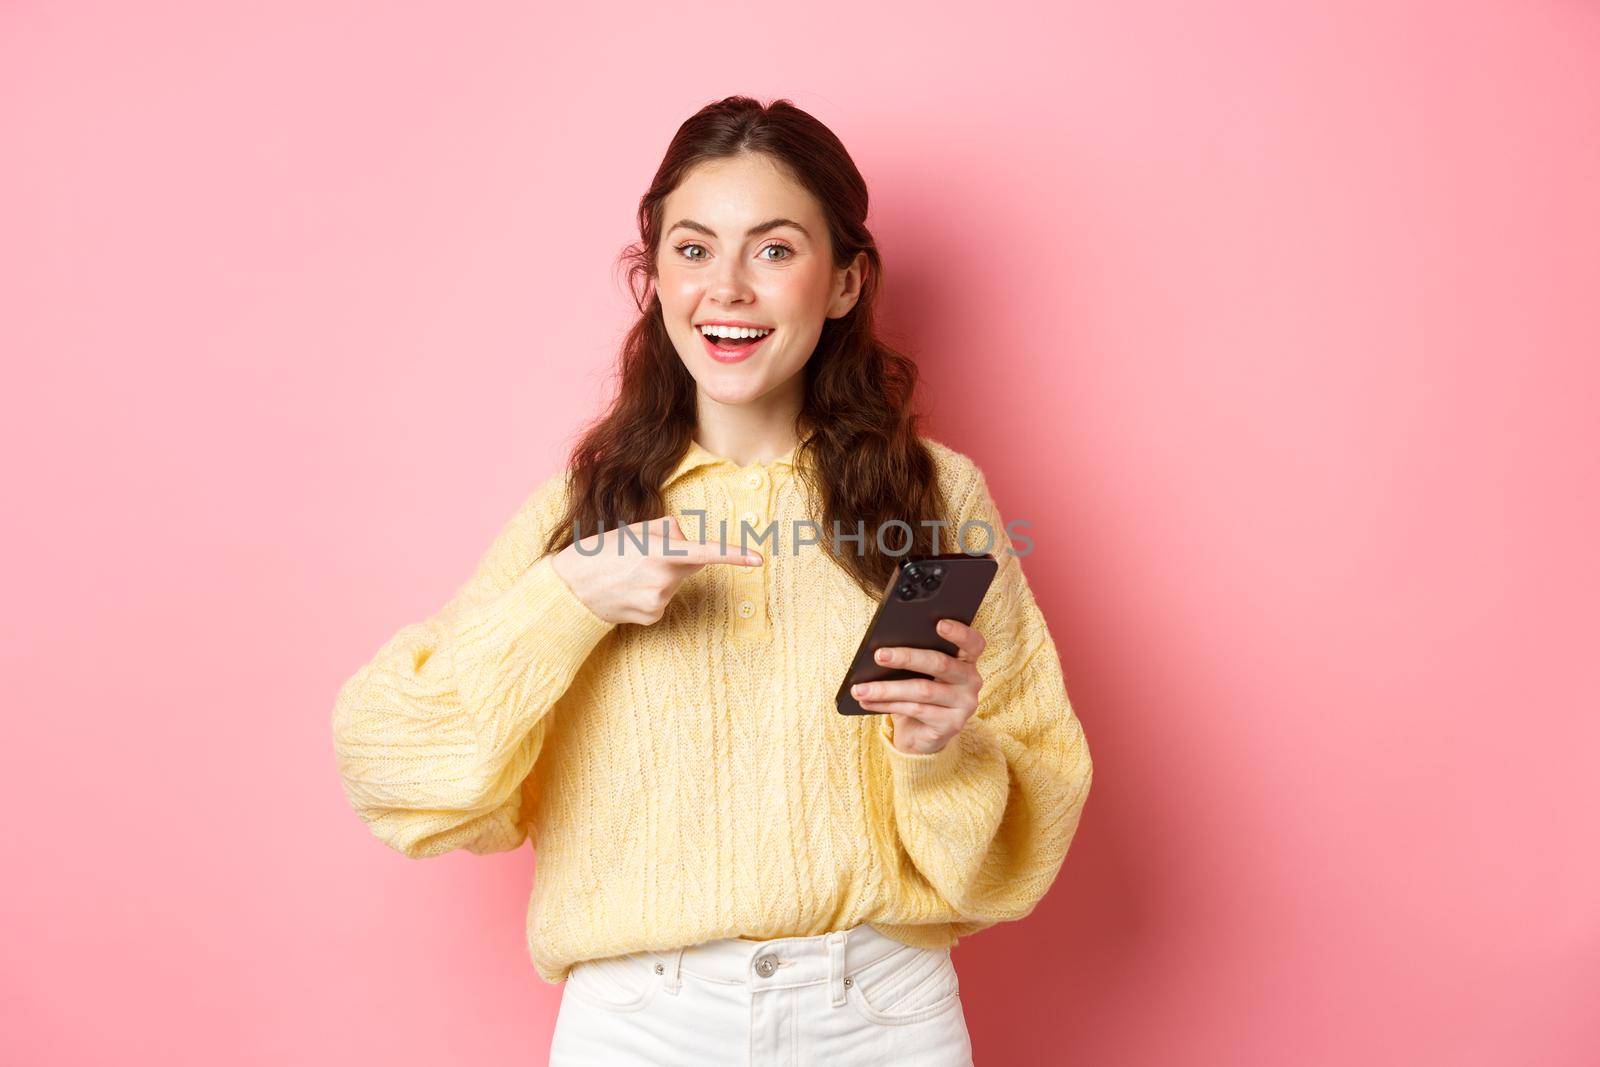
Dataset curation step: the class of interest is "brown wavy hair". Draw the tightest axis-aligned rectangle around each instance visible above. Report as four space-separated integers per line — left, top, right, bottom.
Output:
540 94 950 597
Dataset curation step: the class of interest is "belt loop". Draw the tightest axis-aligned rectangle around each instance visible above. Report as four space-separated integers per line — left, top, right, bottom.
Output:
662 946 685 995
826 930 847 1007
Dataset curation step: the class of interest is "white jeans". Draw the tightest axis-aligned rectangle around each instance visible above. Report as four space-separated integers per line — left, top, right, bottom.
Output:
548 922 974 1066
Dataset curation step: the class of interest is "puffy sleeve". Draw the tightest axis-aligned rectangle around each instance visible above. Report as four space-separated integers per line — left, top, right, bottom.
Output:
330 471 616 859
876 459 1094 925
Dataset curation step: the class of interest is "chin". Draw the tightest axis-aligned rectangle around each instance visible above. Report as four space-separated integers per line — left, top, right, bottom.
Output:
697 379 770 406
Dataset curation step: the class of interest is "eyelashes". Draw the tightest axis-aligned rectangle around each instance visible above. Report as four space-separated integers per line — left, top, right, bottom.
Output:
673 242 796 263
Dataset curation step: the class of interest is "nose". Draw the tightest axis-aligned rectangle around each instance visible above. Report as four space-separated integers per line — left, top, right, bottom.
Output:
706 255 755 305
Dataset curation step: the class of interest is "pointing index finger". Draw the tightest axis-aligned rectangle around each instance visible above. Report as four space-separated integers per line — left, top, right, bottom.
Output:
658 534 763 565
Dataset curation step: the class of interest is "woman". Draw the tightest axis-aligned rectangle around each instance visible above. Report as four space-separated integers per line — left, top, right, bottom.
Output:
331 95 1093 1066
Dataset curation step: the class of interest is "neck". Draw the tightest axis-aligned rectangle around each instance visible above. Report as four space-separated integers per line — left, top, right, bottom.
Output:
694 387 804 467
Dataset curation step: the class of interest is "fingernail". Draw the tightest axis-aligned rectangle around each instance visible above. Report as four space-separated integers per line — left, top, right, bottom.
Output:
875 649 891 664
853 684 869 696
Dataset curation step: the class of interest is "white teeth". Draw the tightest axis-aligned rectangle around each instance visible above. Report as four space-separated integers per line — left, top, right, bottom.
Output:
698 324 772 339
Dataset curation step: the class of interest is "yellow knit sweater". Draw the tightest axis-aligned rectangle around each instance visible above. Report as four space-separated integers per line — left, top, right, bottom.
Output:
330 436 1092 984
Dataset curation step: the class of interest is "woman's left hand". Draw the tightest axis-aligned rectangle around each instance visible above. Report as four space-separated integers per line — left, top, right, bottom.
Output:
852 617 986 755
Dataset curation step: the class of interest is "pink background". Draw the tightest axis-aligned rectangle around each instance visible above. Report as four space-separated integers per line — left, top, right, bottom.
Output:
4 2 1597 1064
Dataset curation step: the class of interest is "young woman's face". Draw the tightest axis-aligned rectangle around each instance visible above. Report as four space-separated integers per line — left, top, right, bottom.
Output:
656 153 862 411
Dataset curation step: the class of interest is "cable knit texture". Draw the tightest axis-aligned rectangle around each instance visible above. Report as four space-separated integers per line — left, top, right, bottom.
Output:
330 436 1093 984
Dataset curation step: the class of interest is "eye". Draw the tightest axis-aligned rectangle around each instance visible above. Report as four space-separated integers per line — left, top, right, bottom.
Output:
675 242 708 261
760 242 796 261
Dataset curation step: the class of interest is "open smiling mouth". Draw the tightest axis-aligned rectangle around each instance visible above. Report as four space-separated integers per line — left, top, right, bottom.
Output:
697 324 774 362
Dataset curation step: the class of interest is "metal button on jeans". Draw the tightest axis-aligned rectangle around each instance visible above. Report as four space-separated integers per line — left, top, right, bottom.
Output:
754 954 779 978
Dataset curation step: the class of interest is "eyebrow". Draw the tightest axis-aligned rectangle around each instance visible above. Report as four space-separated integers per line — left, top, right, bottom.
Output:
666 217 811 241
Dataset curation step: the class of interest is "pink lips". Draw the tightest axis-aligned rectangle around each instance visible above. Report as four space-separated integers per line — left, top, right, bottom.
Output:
698 327 773 365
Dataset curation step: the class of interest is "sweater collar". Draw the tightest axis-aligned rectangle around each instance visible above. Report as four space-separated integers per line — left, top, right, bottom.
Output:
663 437 803 490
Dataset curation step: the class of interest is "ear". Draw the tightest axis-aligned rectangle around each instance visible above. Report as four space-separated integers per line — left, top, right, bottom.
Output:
826 251 869 319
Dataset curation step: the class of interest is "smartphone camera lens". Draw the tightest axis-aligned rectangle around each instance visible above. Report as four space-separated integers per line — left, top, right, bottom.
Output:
896 560 941 601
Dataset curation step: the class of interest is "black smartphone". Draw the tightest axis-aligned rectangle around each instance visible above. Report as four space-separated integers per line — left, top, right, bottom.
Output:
835 552 999 716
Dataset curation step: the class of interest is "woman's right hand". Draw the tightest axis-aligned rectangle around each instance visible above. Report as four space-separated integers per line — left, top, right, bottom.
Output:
549 515 763 626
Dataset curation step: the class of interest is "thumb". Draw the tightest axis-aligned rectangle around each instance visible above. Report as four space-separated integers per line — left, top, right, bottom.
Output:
646 514 686 554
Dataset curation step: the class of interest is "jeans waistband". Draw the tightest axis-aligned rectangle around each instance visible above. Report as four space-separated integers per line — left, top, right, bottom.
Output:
645 923 916 1005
